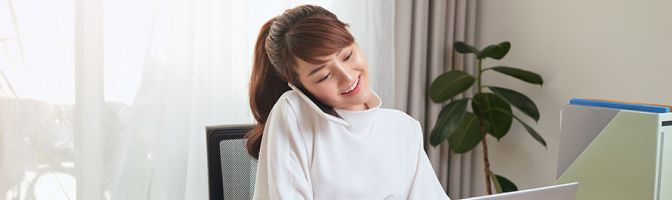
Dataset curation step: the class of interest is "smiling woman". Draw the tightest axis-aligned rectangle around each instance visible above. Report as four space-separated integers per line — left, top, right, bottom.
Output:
246 4 450 200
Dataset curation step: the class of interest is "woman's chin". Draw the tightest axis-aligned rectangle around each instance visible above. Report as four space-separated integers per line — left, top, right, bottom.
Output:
339 90 371 110
357 89 371 104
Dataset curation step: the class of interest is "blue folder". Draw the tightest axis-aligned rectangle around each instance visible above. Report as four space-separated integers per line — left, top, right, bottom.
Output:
569 98 670 113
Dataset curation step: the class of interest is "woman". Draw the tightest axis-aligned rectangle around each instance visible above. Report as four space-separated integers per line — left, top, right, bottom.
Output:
247 4 449 200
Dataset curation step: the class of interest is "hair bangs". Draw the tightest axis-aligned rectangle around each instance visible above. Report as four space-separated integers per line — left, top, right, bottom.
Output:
285 16 355 66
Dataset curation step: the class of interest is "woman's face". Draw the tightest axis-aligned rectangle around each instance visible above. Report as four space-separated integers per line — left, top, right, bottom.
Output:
294 43 371 111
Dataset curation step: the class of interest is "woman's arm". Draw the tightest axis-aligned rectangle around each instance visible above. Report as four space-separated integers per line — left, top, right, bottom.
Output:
407 120 451 200
254 99 313 200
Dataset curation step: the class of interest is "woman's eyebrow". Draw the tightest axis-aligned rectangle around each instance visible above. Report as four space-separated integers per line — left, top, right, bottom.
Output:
308 64 326 77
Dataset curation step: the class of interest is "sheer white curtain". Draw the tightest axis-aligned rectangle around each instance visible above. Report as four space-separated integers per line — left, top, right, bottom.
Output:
0 0 394 199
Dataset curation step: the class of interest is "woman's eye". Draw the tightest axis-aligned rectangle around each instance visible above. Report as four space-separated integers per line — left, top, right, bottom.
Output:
317 73 331 83
344 50 353 61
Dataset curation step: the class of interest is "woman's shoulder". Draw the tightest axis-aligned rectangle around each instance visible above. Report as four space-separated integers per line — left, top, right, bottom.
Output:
377 108 420 125
274 89 335 123
276 89 301 105
273 89 313 110
274 89 323 111
264 90 307 142
376 108 423 135
267 90 320 128
375 108 424 147
268 90 302 120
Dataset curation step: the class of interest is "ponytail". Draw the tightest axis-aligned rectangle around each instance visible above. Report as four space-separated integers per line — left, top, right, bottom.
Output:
246 18 290 160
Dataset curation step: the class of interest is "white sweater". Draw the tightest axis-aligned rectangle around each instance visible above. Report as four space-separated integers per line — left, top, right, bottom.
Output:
253 84 450 200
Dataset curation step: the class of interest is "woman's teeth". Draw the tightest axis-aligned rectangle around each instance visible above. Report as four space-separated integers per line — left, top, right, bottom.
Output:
342 77 359 94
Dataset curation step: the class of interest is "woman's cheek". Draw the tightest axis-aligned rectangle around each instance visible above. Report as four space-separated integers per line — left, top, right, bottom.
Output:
313 84 338 101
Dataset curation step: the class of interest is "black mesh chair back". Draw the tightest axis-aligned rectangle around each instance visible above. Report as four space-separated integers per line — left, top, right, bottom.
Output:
206 124 257 200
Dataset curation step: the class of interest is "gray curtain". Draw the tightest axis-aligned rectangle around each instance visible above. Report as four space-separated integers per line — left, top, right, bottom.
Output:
394 0 479 199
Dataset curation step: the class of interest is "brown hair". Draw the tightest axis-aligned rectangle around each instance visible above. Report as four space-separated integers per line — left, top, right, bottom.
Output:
246 5 354 159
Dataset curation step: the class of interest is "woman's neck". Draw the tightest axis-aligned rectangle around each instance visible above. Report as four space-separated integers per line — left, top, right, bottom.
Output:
340 103 369 111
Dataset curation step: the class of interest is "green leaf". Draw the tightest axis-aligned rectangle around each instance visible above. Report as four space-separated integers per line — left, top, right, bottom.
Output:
513 115 547 148
497 42 511 58
429 71 475 102
494 173 518 193
478 41 511 60
490 66 544 85
430 99 469 146
488 86 540 122
448 112 483 153
454 41 480 55
471 93 513 139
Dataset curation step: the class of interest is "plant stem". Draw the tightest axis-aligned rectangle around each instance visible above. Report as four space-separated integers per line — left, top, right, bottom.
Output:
477 60 482 92
481 122 492 195
476 58 493 195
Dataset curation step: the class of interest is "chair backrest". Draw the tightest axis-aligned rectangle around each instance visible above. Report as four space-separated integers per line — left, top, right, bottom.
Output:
206 124 257 200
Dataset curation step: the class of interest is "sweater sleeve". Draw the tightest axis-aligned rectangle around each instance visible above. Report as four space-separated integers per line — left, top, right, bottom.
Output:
254 99 313 200
407 120 451 200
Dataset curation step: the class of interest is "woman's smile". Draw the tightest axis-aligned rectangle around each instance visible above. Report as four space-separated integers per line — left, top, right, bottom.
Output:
340 74 361 96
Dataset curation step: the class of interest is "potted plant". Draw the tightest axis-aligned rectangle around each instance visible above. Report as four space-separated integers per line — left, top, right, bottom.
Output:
428 41 546 195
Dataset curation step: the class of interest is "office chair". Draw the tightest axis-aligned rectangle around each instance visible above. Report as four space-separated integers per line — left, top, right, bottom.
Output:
206 124 257 200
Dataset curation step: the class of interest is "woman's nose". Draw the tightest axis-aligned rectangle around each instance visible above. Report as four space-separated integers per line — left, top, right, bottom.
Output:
333 63 354 84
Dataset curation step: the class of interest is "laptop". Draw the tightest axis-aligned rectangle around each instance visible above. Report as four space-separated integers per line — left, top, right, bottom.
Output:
461 182 579 200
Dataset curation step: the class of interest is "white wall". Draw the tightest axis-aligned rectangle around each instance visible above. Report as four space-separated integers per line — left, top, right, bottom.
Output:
474 0 672 195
